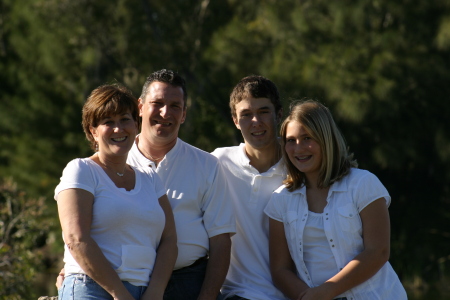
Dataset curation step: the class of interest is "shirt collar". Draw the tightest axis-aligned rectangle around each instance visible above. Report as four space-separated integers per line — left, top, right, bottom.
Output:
290 173 349 196
134 134 181 166
237 143 285 177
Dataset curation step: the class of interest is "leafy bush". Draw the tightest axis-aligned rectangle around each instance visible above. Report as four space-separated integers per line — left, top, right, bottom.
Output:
0 178 52 300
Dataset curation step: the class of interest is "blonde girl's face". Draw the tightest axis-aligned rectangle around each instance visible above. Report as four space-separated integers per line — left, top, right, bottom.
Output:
285 121 322 181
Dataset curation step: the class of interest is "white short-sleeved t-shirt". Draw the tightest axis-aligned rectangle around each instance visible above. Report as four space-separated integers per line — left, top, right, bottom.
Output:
265 168 407 300
55 158 166 286
128 136 236 270
212 144 288 300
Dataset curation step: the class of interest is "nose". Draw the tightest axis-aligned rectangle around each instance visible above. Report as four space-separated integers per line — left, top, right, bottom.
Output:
251 114 261 125
113 122 123 132
160 105 168 118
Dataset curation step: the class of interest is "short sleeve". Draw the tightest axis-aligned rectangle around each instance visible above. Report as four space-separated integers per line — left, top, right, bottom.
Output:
353 171 391 212
141 167 166 199
54 159 95 200
200 161 236 238
264 185 285 222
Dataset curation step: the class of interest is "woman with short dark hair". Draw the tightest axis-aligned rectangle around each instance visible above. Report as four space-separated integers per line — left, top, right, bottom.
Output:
55 84 177 300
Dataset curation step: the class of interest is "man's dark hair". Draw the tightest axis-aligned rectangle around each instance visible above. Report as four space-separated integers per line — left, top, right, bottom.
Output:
140 69 187 106
230 75 282 118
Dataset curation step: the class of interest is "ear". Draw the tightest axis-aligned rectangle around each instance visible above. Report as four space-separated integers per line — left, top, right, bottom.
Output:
180 107 187 124
276 108 283 124
233 116 241 130
89 125 98 140
138 98 144 117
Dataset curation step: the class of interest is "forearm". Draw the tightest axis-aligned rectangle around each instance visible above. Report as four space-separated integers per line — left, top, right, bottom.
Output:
197 233 231 300
142 237 178 300
67 238 132 300
318 198 391 298
272 268 309 300
321 248 389 297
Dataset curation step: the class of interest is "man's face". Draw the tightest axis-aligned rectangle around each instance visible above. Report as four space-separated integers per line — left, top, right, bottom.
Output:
233 97 281 151
139 81 186 144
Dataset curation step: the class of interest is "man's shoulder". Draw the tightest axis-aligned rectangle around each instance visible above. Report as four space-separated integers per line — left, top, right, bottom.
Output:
177 139 220 164
211 145 241 159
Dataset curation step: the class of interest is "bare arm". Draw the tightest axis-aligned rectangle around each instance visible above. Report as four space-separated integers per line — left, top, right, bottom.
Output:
142 195 178 300
269 218 309 300
57 188 134 300
197 233 231 300
298 198 391 300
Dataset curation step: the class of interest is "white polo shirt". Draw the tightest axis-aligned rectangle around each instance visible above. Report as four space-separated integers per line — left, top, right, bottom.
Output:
128 136 236 270
265 168 407 300
212 144 288 300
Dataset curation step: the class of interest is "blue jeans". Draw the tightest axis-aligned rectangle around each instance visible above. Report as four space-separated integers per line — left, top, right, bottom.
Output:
58 273 146 300
163 258 223 300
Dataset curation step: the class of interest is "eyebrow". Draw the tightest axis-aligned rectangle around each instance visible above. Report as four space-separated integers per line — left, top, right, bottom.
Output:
238 106 272 112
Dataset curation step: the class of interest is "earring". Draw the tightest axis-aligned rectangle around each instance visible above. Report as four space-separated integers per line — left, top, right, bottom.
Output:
95 142 99 152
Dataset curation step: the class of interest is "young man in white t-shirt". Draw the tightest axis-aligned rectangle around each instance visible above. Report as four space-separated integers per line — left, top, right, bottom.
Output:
212 76 288 300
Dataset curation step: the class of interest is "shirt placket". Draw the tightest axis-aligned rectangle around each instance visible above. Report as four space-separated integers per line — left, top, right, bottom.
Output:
249 174 261 206
323 205 344 272
297 200 313 286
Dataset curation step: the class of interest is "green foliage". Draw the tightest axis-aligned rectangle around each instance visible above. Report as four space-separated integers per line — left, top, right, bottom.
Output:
1 0 450 296
0 178 53 300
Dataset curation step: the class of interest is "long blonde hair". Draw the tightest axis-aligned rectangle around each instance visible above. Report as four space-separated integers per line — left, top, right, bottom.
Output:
281 100 357 192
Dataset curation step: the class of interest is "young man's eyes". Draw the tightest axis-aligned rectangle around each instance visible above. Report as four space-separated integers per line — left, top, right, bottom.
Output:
239 110 271 118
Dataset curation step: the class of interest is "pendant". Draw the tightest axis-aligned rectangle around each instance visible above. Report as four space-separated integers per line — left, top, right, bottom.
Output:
117 172 124 177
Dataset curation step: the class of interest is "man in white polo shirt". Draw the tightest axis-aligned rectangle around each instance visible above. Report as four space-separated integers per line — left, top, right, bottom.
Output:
126 69 235 300
212 75 288 300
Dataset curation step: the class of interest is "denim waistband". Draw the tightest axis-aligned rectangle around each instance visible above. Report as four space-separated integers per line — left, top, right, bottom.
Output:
174 256 208 272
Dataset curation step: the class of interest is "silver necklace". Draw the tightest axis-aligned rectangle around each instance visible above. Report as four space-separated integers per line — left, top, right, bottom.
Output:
100 159 127 177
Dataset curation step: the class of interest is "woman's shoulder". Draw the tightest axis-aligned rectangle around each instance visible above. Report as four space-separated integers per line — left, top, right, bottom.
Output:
345 168 380 185
63 157 94 173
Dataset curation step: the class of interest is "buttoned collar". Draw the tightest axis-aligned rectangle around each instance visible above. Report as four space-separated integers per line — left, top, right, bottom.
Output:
236 143 285 177
290 171 349 197
134 134 182 167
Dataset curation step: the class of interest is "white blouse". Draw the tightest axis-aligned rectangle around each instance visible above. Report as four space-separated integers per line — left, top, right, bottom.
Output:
265 168 407 300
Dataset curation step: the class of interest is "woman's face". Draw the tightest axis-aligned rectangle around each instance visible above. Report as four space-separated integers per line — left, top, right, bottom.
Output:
90 110 138 157
285 120 322 180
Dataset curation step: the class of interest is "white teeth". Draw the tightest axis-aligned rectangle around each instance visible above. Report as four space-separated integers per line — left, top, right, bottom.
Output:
297 155 310 160
252 131 264 136
156 121 170 126
112 137 126 142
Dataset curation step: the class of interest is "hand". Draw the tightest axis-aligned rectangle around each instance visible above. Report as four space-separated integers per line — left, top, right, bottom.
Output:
297 286 334 300
55 268 65 289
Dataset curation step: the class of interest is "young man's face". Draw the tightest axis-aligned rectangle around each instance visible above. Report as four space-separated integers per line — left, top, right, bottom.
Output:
233 97 281 151
139 81 186 145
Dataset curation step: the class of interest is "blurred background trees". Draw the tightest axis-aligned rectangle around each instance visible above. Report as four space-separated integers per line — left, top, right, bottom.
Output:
1 0 450 298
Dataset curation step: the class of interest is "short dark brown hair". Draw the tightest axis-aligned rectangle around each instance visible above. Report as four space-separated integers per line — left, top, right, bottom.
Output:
82 84 139 151
230 75 282 118
140 69 187 106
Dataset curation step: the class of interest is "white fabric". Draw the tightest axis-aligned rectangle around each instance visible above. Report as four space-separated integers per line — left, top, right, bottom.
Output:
303 211 339 288
265 168 407 300
211 144 288 300
128 136 236 270
54 158 166 286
